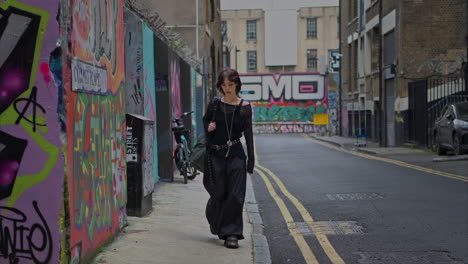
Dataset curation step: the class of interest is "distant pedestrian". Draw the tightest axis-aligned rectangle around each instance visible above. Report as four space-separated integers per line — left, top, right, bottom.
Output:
203 68 255 249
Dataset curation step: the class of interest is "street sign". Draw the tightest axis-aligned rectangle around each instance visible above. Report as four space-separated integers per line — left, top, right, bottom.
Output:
328 51 341 73
314 113 329 125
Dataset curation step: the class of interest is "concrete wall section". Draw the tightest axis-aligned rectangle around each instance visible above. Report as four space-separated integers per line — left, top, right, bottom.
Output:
154 36 173 181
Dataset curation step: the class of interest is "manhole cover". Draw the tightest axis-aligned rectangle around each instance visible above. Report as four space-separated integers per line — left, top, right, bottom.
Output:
288 221 364 236
326 193 385 201
354 251 464 264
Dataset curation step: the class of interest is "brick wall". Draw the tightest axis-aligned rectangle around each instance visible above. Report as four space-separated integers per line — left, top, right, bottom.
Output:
400 0 466 80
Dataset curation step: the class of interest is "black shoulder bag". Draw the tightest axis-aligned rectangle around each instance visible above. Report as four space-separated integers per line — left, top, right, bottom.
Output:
190 98 219 172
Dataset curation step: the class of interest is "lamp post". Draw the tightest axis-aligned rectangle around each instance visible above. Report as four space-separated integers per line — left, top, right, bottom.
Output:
378 0 384 146
235 47 240 69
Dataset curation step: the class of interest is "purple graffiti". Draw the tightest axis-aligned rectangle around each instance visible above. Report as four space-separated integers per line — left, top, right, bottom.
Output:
0 131 27 200
0 201 52 264
0 7 41 115
13 86 47 132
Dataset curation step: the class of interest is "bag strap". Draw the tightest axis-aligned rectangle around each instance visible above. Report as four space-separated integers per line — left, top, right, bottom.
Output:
235 99 244 115
211 97 220 122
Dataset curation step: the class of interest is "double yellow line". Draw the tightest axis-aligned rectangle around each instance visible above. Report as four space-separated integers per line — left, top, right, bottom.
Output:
303 134 468 183
253 134 467 263
254 149 345 263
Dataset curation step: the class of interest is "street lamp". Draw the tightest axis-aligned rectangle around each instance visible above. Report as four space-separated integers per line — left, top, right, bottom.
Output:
235 47 240 69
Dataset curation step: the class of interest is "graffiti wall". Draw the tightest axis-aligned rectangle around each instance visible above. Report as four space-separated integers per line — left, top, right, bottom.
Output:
328 73 339 135
240 73 328 134
0 1 63 263
124 10 158 184
170 52 181 120
142 23 159 184
169 52 181 174
65 0 126 262
191 69 204 140
124 9 143 116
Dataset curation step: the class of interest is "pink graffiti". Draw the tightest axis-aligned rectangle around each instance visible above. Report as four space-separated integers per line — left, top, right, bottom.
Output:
170 61 181 118
0 160 19 185
40 62 53 96
299 85 315 93
4 72 24 90
253 124 326 134
143 70 156 122
39 63 51 82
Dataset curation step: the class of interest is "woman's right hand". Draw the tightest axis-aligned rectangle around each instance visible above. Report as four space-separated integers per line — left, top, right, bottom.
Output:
208 122 216 132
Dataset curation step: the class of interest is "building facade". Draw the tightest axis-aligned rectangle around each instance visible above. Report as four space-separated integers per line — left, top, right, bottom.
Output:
221 2 339 74
143 0 222 99
220 0 341 134
340 0 467 146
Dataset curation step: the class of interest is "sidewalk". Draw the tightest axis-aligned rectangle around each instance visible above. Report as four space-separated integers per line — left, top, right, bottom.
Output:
309 134 426 156
309 133 468 177
93 173 267 264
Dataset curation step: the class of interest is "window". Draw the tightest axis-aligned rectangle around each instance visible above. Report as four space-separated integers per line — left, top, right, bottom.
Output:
354 0 358 18
246 20 257 40
348 0 358 21
307 49 318 70
348 0 352 20
221 21 227 41
348 44 352 92
371 27 379 72
210 0 215 22
247 51 257 72
307 18 317 38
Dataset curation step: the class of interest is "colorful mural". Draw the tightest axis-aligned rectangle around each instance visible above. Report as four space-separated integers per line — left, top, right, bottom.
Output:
0 1 63 263
240 73 328 134
328 73 339 135
124 9 143 116
169 53 181 175
170 53 181 120
66 0 126 262
142 23 159 184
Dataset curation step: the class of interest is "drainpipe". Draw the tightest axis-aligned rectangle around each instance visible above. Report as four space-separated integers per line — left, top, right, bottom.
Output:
338 0 343 136
379 0 385 146
196 0 199 60
465 0 468 92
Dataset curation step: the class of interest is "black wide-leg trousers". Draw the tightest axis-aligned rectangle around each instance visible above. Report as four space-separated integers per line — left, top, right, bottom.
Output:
204 154 247 240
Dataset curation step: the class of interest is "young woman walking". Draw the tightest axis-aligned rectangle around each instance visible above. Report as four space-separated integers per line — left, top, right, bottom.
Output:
203 68 255 249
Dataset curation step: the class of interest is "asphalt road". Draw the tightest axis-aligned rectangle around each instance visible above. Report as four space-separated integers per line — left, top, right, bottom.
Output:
251 134 468 264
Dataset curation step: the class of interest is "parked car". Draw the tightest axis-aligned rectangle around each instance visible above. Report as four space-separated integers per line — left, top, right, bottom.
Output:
433 102 468 155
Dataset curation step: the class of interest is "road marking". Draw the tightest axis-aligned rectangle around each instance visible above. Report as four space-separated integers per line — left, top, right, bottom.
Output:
303 134 468 183
256 164 346 264
290 221 364 235
254 167 319 264
254 137 345 263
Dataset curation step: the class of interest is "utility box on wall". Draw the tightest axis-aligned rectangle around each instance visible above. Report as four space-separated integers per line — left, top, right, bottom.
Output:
126 114 155 217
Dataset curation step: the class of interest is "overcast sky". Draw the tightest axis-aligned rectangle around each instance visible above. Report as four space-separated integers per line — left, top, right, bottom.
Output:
221 0 339 11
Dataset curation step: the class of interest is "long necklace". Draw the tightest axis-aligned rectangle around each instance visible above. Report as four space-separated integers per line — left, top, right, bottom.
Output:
224 100 237 158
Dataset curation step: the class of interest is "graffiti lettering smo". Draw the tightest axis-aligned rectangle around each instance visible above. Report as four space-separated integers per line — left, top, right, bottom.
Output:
240 74 324 101
0 201 52 264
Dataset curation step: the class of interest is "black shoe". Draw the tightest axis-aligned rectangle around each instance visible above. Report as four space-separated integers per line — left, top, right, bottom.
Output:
224 236 239 249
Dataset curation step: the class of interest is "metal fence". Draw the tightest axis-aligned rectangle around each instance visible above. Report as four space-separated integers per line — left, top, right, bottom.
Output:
408 75 468 148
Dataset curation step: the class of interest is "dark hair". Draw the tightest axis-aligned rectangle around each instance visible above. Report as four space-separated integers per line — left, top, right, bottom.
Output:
216 68 242 95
